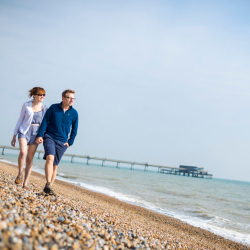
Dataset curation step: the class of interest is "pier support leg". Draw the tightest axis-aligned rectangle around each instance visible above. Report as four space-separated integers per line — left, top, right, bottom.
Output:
86 158 89 165
131 164 134 170
2 148 5 155
71 157 74 163
116 162 120 168
102 160 106 167
38 152 41 159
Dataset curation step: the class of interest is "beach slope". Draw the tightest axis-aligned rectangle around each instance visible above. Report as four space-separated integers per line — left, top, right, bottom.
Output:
0 162 248 250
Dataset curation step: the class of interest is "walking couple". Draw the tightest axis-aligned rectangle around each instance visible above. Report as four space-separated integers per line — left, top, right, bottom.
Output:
11 87 78 195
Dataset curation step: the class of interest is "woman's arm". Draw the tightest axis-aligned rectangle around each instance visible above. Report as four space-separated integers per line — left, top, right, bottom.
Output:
12 103 26 147
13 103 26 136
11 135 17 147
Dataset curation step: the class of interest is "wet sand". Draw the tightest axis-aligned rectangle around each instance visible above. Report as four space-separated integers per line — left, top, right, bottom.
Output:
0 161 249 249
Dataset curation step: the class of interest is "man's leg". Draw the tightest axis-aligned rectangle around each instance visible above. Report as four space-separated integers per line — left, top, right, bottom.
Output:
45 155 55 183
50 142 67 186
42 135 56 194
51 164 58 186
43 155 56 195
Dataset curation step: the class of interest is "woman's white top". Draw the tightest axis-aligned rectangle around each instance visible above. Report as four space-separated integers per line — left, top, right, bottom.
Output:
13 101 48 136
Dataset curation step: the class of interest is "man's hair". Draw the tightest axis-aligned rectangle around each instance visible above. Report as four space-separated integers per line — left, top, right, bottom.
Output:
62 89 75 97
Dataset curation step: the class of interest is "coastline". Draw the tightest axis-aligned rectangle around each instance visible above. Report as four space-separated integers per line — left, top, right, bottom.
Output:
0 161 249 249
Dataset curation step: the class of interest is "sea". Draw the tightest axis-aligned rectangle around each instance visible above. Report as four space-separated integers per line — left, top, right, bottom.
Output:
1 152 250 246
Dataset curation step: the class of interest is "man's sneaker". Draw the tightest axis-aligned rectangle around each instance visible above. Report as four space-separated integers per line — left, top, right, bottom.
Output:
44 182 52 194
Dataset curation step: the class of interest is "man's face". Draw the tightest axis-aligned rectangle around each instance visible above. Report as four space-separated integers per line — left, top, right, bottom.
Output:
62 93 75 107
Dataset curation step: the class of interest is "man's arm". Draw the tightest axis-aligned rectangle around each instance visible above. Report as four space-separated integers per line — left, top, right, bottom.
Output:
36 105 52 138
67 112 79 146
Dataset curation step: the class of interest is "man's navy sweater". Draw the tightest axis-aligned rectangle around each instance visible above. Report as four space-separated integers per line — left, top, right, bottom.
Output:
37 102 78 146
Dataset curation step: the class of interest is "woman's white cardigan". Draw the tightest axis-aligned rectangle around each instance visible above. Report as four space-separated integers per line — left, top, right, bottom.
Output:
13 101 47 136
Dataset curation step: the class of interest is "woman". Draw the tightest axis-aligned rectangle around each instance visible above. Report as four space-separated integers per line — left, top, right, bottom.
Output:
11 87 47 189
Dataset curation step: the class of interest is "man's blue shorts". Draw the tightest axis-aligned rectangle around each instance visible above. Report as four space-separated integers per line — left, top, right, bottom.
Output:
43 134 68 165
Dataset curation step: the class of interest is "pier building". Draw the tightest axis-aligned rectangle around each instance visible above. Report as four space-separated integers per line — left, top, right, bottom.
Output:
160 165 213 178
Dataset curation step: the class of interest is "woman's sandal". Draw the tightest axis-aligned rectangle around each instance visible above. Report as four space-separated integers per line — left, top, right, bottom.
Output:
23 186 29 190
14 176 22 185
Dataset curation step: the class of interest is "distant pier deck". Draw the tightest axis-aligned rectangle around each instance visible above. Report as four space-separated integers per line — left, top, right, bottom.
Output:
160 165 213 178
0 145 213 179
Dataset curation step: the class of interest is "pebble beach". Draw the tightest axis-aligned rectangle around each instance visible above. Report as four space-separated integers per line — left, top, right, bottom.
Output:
0 161 249 250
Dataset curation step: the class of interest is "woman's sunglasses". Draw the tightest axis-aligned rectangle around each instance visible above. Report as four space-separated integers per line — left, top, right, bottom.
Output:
36 94 46 96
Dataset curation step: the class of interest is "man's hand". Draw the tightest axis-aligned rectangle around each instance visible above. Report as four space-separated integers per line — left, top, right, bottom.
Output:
64 143 69 148
36 137 43 144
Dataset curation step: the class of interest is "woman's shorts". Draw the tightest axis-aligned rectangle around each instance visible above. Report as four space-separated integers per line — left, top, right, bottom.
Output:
18 125 39 145
43 134 68 166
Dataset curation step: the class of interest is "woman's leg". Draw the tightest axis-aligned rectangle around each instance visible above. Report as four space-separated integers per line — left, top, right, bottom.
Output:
51 165 58 186
23 144 38 187
17 138 27 178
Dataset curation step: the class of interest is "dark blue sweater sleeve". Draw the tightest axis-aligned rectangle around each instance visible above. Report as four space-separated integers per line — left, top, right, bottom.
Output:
37 106 52 137
68 112 78 146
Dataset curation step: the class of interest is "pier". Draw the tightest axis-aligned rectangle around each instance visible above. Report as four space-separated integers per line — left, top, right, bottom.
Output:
160 165 213 178
0 145 213 179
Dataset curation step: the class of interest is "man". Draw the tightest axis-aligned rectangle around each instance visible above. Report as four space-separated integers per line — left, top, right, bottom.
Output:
36 89 78 195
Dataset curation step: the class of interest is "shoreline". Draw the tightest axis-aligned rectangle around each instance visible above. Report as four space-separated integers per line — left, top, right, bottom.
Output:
2 157 249 245
0 161 249 249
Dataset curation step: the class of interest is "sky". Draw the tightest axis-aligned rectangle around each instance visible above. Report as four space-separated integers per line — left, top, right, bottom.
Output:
0 0 250 182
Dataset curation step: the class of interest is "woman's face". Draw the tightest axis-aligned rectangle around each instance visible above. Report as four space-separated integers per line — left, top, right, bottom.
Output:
33 92 46 102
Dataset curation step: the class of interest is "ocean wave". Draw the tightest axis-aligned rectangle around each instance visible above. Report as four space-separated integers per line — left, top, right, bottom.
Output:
57 173 78 179
72 181 141 205
177 215 250 246
0 159 18 166
165 190 198 198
